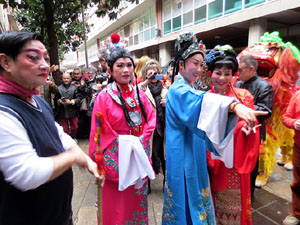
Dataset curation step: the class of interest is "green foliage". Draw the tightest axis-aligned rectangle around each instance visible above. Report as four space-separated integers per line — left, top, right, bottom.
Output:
1 0 139 60
93 0 139 20
8 0 89 59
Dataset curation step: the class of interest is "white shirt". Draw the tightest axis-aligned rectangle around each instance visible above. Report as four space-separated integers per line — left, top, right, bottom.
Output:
0 108 75 191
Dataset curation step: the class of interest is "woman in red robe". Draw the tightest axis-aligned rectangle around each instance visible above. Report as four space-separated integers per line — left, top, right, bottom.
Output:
205 45 260 225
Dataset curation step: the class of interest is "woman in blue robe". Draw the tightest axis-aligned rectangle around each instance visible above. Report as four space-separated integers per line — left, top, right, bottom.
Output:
162 32 268 225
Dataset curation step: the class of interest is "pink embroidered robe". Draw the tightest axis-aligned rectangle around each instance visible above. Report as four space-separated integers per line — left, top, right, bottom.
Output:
89 83 156 225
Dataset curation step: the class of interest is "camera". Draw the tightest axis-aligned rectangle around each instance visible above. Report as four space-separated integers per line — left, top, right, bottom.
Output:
95 72 109 83
61 97 66 102
147 72 163 80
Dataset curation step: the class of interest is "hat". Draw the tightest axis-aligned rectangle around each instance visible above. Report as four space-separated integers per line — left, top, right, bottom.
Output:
204 45 238 74
174 32 206 61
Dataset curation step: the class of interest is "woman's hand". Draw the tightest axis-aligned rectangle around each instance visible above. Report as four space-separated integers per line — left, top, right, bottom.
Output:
146 69 155 80
233 103 268 129
242 123 262 135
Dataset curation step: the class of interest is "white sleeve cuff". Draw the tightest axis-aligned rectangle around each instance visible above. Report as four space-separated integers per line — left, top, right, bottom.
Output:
198 93 237 155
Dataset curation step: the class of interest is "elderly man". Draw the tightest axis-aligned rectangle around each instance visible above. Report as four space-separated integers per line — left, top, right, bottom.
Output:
235 54 273 198
0 30 104 225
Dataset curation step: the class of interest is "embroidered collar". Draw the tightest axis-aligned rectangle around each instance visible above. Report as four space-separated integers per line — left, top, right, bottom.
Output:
107 82 142 127
107 82 140 107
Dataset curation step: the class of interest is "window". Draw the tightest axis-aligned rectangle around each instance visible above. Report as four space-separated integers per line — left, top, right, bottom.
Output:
128 24 133 46
245 0 265 8
139 19 143 32
183 0 193 26
144 13 150 29
144 29 150 41
150 6 156 26
143 6 156 41
151 27 156 39
163 1 172 34
172 0 182 31
194 0 206 24
208 0 223 19
133 20 140 44
132 7 156 45
225 0 242 14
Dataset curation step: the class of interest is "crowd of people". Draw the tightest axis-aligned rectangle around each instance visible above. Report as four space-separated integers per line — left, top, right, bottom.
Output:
0 30 299 225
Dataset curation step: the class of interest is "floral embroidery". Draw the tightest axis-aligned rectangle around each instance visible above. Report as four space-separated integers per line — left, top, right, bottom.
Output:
139 135 150 157
162 176 176 222
103 138 119 173
124 185 148 225
197 187 215 224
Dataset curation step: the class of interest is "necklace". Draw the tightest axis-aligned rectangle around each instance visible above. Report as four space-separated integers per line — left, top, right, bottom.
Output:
107 83 142 127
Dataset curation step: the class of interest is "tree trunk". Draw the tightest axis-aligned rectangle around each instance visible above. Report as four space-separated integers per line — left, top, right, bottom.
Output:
43 0 61 85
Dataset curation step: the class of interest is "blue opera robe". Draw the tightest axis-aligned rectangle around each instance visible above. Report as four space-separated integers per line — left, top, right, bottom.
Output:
162 76 238 225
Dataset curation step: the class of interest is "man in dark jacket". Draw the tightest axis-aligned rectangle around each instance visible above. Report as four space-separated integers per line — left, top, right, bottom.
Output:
56 73 82 139
235 54 273 198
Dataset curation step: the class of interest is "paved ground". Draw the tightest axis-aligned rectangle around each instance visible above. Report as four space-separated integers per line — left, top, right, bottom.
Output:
72 139 293 225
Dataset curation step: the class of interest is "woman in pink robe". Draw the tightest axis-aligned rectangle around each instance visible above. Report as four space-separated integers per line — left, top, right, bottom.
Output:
89 48 156 225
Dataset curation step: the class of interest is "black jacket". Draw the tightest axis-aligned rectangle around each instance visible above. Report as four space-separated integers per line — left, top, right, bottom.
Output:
56 84 82 119
235 75 273 141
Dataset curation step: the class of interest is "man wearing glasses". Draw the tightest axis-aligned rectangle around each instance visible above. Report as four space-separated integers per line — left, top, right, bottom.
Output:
236 54 274 199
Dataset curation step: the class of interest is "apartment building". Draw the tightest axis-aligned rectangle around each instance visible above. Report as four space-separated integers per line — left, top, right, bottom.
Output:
62 0 300 69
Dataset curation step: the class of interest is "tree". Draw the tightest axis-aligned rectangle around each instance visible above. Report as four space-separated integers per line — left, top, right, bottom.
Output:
1 0 138 83
95 0 139 20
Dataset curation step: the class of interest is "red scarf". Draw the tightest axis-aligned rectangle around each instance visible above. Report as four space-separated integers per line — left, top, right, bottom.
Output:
0 75 39 102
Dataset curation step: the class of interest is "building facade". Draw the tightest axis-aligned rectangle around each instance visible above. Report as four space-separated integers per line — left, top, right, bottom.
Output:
62 0 300 69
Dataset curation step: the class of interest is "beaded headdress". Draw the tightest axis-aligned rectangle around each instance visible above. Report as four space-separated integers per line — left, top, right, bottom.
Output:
204 45 238 74
174 32 206 60
171 32 206 82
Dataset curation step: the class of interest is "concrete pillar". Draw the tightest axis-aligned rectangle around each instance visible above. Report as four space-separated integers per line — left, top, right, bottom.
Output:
248 18 267 46
159 42 172 66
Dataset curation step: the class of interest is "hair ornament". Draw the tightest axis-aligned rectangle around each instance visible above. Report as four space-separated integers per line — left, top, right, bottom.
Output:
111 33 120 43
204 44 238 73
174 32 206 60
204 45 225 65
199 41 205 50
105 33 128 51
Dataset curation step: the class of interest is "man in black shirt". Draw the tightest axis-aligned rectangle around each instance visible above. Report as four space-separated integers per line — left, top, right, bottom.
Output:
236 54 273 198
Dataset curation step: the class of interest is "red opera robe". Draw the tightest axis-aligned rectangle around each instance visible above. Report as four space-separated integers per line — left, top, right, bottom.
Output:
207 86 260 225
